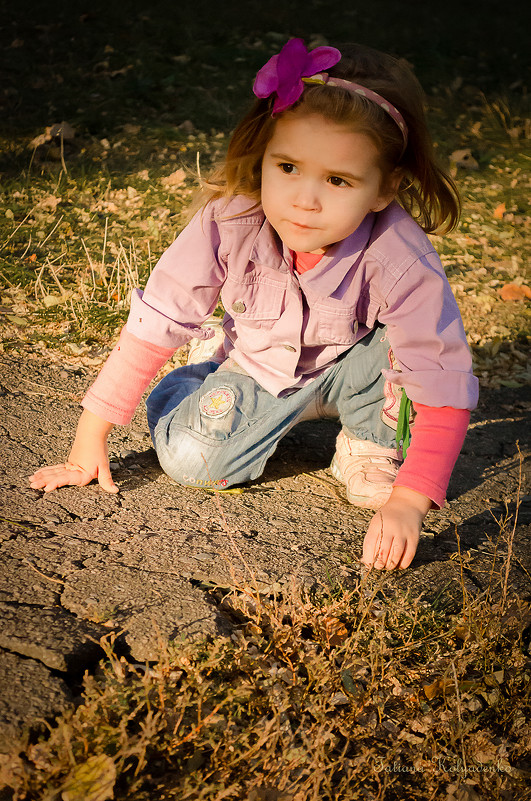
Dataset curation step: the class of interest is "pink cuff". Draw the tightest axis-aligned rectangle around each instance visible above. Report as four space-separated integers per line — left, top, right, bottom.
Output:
82 328 175 425
393 404 471 508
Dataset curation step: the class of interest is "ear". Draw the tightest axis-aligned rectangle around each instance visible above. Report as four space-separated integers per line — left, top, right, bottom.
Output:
372 168 403 212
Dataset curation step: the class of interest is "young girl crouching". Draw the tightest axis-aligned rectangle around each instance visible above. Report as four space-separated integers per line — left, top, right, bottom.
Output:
29 39 478 571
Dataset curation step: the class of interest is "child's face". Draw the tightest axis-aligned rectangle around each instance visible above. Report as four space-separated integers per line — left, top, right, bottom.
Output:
261 113 397 254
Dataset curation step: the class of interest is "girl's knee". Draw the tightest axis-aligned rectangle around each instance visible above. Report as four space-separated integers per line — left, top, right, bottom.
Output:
154 426 237 488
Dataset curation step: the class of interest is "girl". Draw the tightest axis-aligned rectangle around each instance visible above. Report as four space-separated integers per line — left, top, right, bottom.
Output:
29 39 478 571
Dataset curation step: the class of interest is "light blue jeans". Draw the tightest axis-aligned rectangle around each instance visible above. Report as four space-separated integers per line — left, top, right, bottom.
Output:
146 326 397 489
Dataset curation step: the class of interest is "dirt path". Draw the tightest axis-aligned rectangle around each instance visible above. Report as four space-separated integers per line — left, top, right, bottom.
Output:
1 353 530 750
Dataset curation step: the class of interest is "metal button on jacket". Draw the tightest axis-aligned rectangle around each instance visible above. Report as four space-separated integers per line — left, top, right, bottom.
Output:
283 344 297 352
231 300 246 314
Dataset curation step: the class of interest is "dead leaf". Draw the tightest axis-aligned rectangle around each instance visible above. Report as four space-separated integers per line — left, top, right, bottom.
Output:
423 676 482 700
450 149 479 170
49 121 76 140
329 692 350 706
65 342 88 355
161 168 186 188
61 754 116 801
42 291 74 308
454 624 471 642
38 195 61 212
493 202 506 219
398 730 425 745
5 315 29 327
484 669 504 687
498 283 531 301
29 132 51 149
321 615 349 646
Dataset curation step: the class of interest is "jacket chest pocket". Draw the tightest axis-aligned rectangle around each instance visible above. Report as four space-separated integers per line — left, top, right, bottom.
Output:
222 274 286 322
315 300 358 345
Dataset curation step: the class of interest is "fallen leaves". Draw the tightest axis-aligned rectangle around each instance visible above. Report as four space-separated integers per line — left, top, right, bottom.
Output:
320 615 349 646
29 122 76 149
42 293 73 308
60 754 116 801
161 168 187 188
4 314 29 327
37 195 62 213
423 669 505 702
498 283 531 301
493 202 506 219
450 148 479 174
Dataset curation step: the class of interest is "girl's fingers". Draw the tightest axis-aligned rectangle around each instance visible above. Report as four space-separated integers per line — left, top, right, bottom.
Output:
29 463 93 491
97 467 119 494
361 513 388 567
29 462 118 493
384 539 407 570
396 537 418 570
29 466 65 489
373 547 391 570
45 467 87 492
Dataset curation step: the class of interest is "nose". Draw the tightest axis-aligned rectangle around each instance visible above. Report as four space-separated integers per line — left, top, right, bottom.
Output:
292 180 321 212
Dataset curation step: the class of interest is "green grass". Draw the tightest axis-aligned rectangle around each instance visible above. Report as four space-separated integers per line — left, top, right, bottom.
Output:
1 1 529 383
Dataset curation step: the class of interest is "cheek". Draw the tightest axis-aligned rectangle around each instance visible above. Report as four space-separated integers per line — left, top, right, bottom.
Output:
260 165 273 197
261 170 282 211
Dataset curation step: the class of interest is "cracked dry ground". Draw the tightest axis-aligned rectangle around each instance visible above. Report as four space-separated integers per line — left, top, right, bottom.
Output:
0 353 530 751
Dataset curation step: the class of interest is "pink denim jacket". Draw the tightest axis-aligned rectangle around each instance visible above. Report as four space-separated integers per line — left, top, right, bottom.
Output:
126 196 478 409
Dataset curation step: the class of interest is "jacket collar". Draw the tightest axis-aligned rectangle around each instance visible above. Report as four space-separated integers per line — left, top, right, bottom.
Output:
250 208 377 287
296 213 376 297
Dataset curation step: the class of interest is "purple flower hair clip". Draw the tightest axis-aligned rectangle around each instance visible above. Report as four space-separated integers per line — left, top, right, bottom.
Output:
252 38 409 150
253 38 341 114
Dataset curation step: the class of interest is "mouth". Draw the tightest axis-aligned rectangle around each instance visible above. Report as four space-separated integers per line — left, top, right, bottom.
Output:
288 221 316 231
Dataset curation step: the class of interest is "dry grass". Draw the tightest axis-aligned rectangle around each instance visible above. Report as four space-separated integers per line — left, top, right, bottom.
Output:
2 483 530 801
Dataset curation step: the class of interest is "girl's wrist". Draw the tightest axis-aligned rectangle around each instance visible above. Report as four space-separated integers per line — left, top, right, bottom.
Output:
78 408 114 436
387 485 432 516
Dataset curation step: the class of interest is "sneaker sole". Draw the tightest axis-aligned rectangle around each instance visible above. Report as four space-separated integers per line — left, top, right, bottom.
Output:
330 455 391 511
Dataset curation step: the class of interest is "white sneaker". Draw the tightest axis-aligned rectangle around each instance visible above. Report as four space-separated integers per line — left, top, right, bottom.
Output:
330 430 402 510
187 319 225 365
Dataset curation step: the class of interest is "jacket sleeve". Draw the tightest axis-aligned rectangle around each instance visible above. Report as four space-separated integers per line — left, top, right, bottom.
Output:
81 203 229 424
378 253 479 410
125 203 227 348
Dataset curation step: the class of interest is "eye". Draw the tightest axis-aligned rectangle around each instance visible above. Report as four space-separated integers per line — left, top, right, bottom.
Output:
328 175 350 187
279 162 298 175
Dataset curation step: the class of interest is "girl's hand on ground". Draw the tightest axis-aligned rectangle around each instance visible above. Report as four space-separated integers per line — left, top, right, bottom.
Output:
29 409 118 494
361 486 432 570
29 459 118 493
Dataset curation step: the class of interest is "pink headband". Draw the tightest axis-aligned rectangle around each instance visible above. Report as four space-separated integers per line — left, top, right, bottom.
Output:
253 38 408 150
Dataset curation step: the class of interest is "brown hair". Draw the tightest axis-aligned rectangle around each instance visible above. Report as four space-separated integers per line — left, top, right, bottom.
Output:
189 43 460 234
